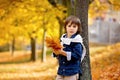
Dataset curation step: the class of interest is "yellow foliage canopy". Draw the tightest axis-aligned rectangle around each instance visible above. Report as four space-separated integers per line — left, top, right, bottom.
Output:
89 0 120 18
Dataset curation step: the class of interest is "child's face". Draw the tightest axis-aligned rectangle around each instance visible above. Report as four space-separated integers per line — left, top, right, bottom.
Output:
66 21 78 38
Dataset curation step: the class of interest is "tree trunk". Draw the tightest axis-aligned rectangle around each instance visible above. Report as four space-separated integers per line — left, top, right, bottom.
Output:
56 17 64 38
67 0 92 79
41 26 47 62
75 0 92 80
30 37 37 61
67 0 75 15
9 37 15 56
57 0 67 6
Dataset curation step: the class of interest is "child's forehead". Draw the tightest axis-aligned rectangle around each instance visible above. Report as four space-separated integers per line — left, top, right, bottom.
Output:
67 21 77 25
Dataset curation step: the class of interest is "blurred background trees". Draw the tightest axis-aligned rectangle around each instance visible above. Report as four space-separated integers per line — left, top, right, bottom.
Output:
0 0 66 61
0 0 120 61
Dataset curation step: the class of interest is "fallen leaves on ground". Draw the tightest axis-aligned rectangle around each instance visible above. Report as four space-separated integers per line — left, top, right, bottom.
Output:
90 42 120 80
0 42 120 80
0 54 58 80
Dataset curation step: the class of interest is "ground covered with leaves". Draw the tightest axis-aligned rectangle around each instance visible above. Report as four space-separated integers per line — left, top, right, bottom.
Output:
0 43 120 80
0 51 58 80
90 43 120 80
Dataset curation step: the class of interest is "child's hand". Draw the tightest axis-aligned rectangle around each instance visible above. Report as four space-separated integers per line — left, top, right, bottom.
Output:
53 49 67 56
53 49 61 55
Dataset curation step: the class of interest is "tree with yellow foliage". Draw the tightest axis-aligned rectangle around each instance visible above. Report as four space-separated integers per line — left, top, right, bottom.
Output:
89 0 120 19
0 0 66 61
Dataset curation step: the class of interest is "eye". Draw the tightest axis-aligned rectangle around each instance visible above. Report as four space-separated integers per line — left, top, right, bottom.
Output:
68 25 71 27
73 26 76 28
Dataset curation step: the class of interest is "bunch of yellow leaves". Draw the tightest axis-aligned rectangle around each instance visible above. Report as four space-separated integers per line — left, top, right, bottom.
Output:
45 36 62 50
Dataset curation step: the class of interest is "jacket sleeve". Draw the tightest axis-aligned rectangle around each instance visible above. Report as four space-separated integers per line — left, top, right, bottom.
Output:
71 43 83 61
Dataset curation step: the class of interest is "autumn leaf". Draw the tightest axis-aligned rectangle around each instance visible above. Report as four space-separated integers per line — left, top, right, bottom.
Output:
45 36 62 50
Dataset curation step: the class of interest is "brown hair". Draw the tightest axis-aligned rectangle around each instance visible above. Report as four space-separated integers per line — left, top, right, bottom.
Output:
64 15 82 34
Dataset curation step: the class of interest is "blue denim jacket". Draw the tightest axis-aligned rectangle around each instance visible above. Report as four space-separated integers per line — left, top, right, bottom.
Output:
54 33 83 76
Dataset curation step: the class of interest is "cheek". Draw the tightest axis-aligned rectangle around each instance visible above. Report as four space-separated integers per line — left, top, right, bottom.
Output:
66 28 69 32
75 28 78 32
66 27 70 30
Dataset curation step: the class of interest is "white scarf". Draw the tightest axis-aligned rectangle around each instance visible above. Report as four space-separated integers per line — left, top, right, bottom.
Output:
60 34 86 62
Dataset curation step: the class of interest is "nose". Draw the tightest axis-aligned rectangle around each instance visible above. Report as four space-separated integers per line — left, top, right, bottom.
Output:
70 26 74 29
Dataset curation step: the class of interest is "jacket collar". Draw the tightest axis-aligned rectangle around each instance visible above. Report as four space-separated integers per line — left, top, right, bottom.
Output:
61 33 83 45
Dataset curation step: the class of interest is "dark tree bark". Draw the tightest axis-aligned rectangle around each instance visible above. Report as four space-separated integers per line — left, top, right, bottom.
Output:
75 0 92 80
66 0 75 15
56 17 64 38
67 0 92 80
9 36 15 56
30 37 37 61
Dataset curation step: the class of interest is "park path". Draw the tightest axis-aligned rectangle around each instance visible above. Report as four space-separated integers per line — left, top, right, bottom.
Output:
0 51 58 80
